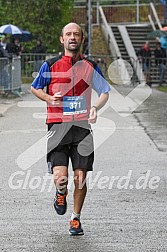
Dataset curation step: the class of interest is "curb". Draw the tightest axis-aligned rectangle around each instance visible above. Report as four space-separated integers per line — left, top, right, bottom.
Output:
0 104 15 117
0 85 29 117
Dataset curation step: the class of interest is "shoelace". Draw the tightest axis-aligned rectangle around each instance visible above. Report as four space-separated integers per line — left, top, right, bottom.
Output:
57 194 66 206
70 219 80 229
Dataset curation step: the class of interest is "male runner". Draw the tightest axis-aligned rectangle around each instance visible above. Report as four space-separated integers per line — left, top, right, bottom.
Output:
31 22 110 235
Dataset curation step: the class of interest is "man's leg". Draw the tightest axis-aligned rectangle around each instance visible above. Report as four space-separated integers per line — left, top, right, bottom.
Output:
73 168 87 214
160 63 166 84
53 166 68 215
69 124 94 235
69 168 87 235
53 166 68 192
146 69 151 86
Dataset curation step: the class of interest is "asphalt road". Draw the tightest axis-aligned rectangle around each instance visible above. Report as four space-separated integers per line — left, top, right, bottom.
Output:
0 85 167 252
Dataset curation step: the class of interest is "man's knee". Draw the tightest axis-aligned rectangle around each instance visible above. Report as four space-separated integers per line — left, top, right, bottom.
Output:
53 166 68 187
74 169 87 189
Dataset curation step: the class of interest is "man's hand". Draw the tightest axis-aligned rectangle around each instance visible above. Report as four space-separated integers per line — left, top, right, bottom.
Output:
88 106 97 124
88 93 109 124
46 91 62 105
31 87 62 105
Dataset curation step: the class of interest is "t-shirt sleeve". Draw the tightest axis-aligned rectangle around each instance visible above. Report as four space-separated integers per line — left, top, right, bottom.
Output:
31 62 51 89
92 65 111 96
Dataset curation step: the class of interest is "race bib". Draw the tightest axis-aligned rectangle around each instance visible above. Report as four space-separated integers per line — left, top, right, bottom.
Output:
63 96 87 115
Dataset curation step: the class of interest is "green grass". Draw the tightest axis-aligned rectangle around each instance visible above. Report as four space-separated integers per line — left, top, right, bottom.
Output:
158 86 167 93
22 77 34 84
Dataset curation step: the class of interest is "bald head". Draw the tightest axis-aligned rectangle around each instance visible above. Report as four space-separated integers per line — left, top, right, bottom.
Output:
61 22 83 39
60 22 84 55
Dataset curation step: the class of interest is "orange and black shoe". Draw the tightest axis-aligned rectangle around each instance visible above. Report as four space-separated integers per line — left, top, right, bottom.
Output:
69 218 84 236
54 190 67 215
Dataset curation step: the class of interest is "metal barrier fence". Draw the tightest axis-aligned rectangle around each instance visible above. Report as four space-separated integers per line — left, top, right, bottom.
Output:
89 55 143 85
20 53 166 86
0 57 22 93
0 57 9 91
21 53 110 80
88 55 167 86
21 53 58 79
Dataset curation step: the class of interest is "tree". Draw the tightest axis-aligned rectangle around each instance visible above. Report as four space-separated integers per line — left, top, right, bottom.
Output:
0 0 74 52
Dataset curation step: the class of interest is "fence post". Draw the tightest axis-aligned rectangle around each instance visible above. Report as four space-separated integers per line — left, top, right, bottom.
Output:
136 0 139 23
96 1 100 25
87 0 92 56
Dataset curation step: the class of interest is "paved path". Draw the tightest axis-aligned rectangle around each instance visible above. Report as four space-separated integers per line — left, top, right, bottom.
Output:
0 84 167 251
134 88 167 152
114 85 167 152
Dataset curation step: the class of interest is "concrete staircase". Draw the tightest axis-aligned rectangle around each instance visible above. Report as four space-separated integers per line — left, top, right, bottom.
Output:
111 25 129 59
126 25 153 53
111 24 161 85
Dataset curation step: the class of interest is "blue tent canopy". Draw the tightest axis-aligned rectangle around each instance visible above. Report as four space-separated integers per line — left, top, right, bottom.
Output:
161 0 166 5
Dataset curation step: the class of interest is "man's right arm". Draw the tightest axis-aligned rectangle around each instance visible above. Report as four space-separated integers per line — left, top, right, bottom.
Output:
31 87 62 104
0 46 9 58
31 61 62 104
31 62 52 103
31 87 50 102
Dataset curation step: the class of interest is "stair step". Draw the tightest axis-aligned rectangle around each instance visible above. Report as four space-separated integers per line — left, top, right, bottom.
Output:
110 24 167 84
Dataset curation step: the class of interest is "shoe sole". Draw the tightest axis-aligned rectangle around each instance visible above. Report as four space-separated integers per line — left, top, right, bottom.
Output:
69 231 84 236
53 195 67 215
54 205 67 215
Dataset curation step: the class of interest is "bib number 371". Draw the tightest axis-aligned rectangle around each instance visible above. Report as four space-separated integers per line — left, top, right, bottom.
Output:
63 96 87 115
69 101 81 110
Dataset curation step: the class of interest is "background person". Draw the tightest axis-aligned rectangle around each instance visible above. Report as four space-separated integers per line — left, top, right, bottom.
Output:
31 22 110 236
160 35 167 54
0 34 10 95
0 34 7 50
6 37 24 56
154 42 166 86
31 38 47 72
137 41 152 87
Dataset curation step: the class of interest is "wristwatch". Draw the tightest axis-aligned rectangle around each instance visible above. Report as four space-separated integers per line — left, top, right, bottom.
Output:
91 105 98 111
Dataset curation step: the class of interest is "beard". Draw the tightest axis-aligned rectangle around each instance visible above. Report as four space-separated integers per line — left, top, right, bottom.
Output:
67 41 81 52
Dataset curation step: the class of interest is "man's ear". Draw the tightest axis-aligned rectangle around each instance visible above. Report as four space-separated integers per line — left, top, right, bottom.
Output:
60 36 64 44
82 36 85 44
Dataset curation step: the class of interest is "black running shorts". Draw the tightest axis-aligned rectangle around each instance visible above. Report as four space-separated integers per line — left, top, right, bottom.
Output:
47 121 94 173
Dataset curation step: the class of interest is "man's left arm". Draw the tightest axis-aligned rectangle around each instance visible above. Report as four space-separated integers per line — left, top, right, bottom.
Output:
88 92 109 124
88 65 111 124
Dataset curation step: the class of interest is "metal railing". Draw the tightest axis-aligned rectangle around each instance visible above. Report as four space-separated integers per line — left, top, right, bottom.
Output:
0 57 22 93
21 53 58 79
1 54 164 89
72 3 164 25
20 53 167 86
88 55 167 86
74 0 152 4
99 6 121 58
149 2 162 29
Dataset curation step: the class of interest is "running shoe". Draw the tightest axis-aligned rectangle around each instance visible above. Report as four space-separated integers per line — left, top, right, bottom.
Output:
69 218 84 235
54 190 67 215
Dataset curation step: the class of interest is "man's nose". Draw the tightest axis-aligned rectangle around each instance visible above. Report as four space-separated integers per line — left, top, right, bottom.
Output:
70 33 75 39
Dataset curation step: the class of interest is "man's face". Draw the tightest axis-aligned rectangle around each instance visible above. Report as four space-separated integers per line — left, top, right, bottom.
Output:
145 42 149 49
60 23 84 52
1 37 6 43
14 39 19 45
